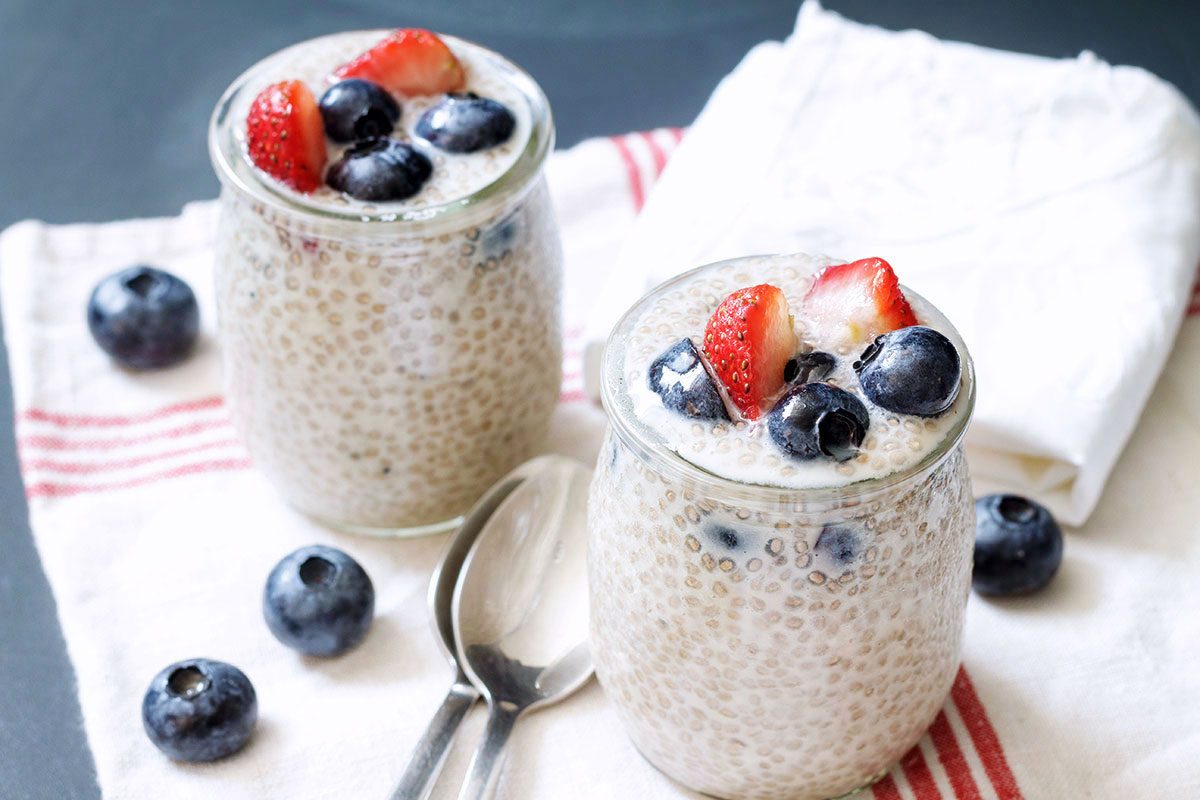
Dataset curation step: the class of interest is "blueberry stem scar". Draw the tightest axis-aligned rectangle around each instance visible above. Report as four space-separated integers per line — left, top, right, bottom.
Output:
167 665 209 699
299 555 337 588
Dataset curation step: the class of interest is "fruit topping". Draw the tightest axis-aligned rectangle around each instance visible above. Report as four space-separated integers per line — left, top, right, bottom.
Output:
708 525 744 551
325 138 432 202
854 326 961 417
814 525 861 566
87 265 199 370
766 382 869 461
142 659 257 762
648 338 730 421
784 351 836 385
801 257 916 349
245 80 327 193
703 284 797 420
318 79 401 143
332 28 465 96
263 545 375 657
973 494 1063 596
415 92 516 153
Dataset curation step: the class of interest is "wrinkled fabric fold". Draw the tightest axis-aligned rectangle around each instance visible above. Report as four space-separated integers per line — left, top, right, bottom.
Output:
583 0 1200 525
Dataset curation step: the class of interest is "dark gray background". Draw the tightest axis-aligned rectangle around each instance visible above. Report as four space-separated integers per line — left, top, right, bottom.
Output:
0 1 1195 796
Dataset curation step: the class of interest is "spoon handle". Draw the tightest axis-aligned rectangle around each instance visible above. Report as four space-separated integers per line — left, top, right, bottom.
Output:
389 680 479 800
457 702 521 800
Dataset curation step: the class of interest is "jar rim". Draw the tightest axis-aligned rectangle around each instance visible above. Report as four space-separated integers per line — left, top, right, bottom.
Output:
207 31 554 229
600 254 977 507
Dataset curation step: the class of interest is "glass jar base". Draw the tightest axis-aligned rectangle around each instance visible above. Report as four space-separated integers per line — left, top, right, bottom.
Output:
630 737 891 800
302 509 465 539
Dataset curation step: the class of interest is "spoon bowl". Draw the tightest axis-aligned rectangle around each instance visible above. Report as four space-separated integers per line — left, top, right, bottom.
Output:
390 458 562 800
452 455 594 800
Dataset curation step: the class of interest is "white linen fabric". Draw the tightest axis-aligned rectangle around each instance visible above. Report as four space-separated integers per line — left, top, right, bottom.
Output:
584 1 1200 527
5 43 1200 800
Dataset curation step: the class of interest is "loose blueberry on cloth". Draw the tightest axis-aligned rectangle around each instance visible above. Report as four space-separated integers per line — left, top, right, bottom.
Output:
263 545 375 657
973 494 1063 596
87 265 199 370
141 659 257 762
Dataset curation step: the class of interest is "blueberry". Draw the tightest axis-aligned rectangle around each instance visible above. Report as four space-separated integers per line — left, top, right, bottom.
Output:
784 351 836 385
141 658 256 762
707 525 744 552
318 79 401 143
326 138 432 202
415 92 516 153
973 494 1063 596
87 265 199 370
263 545 375 657
854 326 960 417
482 213 519 259
814 525 860 565
767 383 869 461
648 338 730 421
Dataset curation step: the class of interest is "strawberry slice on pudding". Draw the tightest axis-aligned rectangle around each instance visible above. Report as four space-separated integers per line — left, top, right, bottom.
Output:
332 29 466 96
703 284 797 420
245 80 327 193
801 257 917 350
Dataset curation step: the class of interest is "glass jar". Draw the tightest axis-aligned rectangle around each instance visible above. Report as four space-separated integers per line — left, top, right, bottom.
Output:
208 34 562 536
588 256 976 800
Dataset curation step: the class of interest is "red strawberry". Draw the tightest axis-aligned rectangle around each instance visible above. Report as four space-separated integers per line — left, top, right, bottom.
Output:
703 284 797 420
332 29 465 96
801 257 917 349
245 80 327 193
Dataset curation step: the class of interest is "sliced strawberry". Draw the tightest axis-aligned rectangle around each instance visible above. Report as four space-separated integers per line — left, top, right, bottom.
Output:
703 284 797 421
245 80 327 193
332 29 465 96
801 257 917 350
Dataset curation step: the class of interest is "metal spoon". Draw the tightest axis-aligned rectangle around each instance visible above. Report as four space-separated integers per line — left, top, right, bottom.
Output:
452 455 594 800
389 458 558 800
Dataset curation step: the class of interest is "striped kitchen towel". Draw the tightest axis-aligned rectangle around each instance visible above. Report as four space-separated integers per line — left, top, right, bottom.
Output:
7 125 1198 799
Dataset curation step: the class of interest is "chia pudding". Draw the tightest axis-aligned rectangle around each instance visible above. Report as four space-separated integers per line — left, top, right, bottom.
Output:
208 30 562 534
589 253 975 799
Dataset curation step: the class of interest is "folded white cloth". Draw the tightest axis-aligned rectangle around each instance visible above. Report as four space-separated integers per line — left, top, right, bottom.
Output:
584 0 1200 526
6 122 1200 797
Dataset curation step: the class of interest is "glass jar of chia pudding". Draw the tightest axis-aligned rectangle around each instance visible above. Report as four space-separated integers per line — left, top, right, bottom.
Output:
589 254 976 799
208 31 562 535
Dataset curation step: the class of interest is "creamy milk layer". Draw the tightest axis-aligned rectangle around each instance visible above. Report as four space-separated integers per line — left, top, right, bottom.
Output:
622 254 969 489
230 31 531 213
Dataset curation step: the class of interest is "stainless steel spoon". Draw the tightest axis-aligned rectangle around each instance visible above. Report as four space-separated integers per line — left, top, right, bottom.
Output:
389 458 558 800
452 455 594 800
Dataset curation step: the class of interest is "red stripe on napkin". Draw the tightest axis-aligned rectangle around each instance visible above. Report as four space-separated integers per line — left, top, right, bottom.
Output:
900 746 943 799
1188 264 1200 316
17 395 225 427
25 457 252 499
872 774 903 800
610 134 646 212
638 130 669 177
20 439 243 475
929 710 983 800
952 668 1023 799
17 418 233 452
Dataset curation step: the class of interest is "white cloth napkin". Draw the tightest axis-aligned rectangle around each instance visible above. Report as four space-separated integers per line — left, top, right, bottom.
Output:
584 1 1200 526
5 126 1200 800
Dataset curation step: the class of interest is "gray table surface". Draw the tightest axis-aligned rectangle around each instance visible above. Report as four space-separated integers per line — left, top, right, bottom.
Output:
0 1 1196 797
